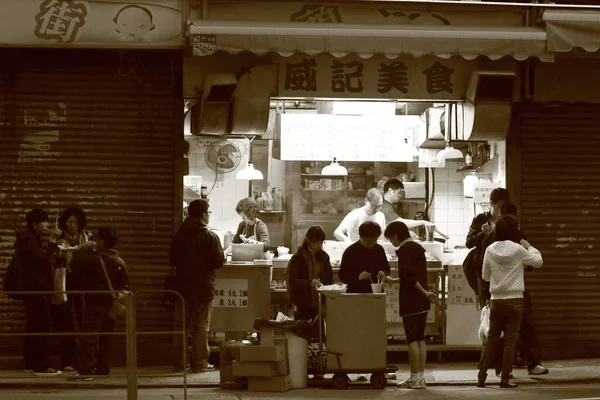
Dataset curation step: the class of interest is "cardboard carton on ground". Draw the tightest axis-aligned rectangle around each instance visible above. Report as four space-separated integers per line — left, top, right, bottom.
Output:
259 327 287 345
240 345 286 362
232 360 276 377
273 337 290 376
248 375 291 392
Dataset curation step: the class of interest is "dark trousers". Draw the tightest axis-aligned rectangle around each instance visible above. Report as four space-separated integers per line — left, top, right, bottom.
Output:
24 295 52 372
78 298 115 374
479 298 524 381
517 291 541 369
173 300 212 370
50 299 77 368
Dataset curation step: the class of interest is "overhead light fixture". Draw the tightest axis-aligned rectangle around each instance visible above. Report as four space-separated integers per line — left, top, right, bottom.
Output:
321 158 348 176
236 162 264 180
463 174 480 198
437 142 463 161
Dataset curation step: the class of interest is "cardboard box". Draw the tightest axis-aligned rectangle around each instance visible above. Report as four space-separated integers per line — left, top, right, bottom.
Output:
248 375 291 392
259 327 287 345
232 360 276 377
273 337 290 376
240 345 285 362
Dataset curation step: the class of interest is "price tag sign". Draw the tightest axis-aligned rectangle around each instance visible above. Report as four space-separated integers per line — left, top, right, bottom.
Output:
213 279 249 308
473 182 498 205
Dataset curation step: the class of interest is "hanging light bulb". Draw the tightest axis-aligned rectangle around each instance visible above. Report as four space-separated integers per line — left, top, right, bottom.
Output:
437 142 463 161
236 162 264 180
463 174 479 198
321 158 348 176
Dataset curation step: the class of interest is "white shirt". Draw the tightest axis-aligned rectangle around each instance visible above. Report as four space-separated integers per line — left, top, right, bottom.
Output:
336 207 386 243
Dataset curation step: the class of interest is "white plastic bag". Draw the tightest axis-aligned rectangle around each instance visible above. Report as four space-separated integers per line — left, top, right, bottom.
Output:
479 304 503 342
51 267 67 305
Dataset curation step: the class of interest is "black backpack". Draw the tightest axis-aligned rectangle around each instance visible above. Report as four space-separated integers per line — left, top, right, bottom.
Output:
462 247 481 295
3 252 23 300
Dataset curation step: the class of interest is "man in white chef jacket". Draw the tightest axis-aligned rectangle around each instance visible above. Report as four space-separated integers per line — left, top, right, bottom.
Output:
333 188 387 243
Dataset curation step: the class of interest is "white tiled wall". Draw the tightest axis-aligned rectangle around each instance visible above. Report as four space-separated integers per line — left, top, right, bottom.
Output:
430 160 475 249
186 137 251 233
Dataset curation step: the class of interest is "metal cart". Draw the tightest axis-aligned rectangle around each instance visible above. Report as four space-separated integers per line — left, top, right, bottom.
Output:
315 291 398 389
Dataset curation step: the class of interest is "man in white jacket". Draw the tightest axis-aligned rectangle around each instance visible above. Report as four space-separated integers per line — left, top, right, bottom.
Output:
477 217 543 388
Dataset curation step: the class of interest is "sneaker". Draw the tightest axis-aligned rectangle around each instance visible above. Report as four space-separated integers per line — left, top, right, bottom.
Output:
528 365 549 375
34 368 62 376
385 372 397 380
67 373 93 381
356 374 368 382
192 363 216 373
496 372 514 379
397 378 421 389
500 379 518 388
62 366 75 372
419 378 427 389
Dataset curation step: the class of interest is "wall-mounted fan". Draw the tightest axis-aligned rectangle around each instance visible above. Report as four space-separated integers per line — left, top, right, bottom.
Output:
204 141 243 176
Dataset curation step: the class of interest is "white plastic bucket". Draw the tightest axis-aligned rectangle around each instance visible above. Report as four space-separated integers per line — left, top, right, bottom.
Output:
286 332 308 389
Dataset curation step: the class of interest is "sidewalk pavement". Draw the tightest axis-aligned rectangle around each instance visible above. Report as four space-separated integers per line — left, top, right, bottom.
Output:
0 358 598 389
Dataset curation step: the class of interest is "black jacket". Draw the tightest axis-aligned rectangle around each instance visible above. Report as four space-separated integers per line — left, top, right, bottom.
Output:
287 246 334 308
465 211 492 249
170 218 224 304
70 246 129 303
339 241 390 293
396 241 430 317
14 231 58 292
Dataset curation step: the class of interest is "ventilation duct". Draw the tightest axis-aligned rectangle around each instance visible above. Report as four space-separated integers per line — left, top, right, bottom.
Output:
462 70 516 141
190 73 237 135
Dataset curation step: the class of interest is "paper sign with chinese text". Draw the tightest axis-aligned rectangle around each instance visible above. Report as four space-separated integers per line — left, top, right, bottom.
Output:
0 0 182 48
279 54 473 100
213 279 249 308
473 182 499 205
447 265 476 306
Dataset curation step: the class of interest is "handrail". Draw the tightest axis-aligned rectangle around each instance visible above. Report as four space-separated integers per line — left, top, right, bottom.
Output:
0 288 189 400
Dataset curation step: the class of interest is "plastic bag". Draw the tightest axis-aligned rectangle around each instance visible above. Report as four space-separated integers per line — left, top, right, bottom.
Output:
478 305 490 342
51 267 67 305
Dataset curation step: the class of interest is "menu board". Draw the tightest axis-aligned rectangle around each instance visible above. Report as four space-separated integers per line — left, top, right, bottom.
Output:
213 279 249 308
447 265 476 306
278 114 423 162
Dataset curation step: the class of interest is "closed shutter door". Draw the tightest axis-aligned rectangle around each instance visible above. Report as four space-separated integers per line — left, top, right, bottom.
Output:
0 49 182 343
521 103 600 358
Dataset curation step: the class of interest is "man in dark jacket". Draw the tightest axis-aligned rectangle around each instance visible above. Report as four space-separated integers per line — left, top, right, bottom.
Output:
339 221 390 294
170 199 224 373
70 227 129 379
384 221 436 389
15 208 61 375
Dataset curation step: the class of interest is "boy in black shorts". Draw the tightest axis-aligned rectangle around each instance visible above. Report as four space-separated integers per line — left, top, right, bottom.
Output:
384 221 436 389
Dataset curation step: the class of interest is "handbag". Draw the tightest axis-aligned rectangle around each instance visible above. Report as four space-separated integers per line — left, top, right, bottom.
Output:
99 255 126 319
50 266 68 305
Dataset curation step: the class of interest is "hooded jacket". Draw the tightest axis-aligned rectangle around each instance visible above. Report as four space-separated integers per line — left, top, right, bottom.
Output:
170 218 224 304
14 231 59 292
287 245 334 308
396 241 430 317
482 241 543 300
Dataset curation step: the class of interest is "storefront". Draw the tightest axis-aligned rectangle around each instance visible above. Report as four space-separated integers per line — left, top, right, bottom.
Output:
185 0 554 356
0 0 184 361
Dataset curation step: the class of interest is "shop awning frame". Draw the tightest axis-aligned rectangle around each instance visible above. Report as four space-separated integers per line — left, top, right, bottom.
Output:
189 20 553 62
543 10 600 53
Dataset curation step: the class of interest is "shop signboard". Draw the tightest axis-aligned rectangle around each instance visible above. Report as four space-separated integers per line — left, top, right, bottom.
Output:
213 279 249 308
278 54 473 101
0 0 183 48
473 182 498 206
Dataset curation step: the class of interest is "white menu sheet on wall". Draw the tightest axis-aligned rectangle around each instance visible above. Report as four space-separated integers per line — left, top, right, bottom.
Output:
279 114 423 162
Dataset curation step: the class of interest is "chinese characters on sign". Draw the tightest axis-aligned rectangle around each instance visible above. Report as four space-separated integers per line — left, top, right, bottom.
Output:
279 54 471 100
290 4 343 23
34 0 88 43
448 265 476 305
213 279 249 308
18 103 66 163
473 182 498 206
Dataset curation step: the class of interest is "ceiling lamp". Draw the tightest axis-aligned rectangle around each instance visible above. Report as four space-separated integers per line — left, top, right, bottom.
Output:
236 162 264 180
321 158 348 176
463 174 479 198
437 142 463 161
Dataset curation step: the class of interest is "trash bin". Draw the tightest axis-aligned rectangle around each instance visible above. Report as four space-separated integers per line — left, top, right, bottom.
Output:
254 319 312 389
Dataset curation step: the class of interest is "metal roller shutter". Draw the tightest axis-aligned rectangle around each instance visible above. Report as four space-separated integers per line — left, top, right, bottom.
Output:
520 102 600 359
0 49 182 346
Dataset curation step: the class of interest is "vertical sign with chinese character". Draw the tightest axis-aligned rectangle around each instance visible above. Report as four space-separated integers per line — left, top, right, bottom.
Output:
213 279 249 308
447 264 476 306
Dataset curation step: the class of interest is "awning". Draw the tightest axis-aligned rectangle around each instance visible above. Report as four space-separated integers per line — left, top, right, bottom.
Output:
189 21 553 62
543 10 600 52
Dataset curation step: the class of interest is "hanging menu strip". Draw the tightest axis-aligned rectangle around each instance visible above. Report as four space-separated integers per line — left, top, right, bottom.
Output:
278 114 424 162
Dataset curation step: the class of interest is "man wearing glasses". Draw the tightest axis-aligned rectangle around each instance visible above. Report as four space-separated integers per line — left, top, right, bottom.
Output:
334 188 387 244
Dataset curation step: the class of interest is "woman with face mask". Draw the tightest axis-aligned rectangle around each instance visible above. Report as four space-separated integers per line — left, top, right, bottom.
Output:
224 197 271 255
15 208 62 375
53 207 95 371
